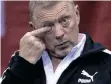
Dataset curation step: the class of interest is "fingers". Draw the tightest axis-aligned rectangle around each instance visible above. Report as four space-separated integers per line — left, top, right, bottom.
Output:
30 27 51 37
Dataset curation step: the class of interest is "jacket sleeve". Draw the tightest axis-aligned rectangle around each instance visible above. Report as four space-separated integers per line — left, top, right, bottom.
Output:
106 55 111 82
103 50 111 82
1 51 39 84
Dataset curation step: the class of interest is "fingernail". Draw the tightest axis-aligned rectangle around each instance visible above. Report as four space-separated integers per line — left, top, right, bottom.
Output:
47 27 51 30
48 27 51 29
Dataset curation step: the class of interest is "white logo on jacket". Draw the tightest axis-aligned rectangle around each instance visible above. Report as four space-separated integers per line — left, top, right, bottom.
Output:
78 70 98 83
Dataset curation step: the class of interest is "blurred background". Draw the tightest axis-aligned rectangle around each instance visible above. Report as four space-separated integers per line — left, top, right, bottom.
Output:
1 1 111 76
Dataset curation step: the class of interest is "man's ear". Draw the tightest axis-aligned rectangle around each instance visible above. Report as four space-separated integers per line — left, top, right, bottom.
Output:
29 21 35 30
75 5 80 25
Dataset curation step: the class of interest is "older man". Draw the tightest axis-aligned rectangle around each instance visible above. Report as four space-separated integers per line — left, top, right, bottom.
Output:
1 1 111 84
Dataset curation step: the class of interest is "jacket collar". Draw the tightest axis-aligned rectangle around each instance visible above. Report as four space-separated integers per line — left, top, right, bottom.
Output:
81 33 105 55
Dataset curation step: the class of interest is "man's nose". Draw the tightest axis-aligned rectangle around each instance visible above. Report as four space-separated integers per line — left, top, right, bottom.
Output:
55 24 64 39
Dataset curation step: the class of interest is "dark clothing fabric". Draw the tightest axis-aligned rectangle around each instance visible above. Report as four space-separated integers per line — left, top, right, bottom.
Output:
1 35 111 84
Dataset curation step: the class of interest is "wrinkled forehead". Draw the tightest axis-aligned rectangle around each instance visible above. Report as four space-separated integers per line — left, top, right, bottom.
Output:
32 2 74 25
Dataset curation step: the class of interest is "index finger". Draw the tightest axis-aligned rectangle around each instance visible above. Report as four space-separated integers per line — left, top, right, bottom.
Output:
30 27 51 36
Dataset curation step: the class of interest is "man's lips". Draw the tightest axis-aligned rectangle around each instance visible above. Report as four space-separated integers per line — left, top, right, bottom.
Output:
55 41 69 47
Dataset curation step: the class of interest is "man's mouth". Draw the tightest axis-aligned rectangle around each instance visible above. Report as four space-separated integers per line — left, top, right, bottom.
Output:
56 41 69 49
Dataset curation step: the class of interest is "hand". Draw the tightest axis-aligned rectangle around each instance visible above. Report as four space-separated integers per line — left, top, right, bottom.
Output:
19 27 50 64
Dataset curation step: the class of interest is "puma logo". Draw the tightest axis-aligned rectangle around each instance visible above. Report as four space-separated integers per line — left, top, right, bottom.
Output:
81 70 98 82
78 70 98 83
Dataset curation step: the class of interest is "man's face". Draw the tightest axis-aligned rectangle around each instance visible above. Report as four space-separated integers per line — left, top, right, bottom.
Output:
31 2 80 58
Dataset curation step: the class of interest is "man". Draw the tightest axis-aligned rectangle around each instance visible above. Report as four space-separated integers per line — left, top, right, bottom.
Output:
1 1 111 84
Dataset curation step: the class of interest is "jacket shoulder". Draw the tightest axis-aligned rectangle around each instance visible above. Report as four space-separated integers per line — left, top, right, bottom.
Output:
103 49 111 55
101 49 111 74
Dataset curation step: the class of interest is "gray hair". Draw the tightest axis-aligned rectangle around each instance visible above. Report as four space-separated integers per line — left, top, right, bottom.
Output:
29 1 75 21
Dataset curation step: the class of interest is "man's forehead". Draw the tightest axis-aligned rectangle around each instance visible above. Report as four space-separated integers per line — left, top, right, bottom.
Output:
32 2 73 23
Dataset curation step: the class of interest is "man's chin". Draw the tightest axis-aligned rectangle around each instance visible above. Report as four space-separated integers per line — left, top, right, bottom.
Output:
46 45 73 59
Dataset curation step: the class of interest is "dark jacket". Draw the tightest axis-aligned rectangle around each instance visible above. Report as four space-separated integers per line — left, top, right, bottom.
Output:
1 35 111 84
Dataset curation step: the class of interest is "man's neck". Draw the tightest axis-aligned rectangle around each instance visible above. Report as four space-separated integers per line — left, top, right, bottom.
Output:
51 56 62 72
47 50 65 72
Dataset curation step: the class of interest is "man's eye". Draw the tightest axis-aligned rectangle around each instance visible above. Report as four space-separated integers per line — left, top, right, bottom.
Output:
46 27 53 34
43 24 53 34
61 18 70 27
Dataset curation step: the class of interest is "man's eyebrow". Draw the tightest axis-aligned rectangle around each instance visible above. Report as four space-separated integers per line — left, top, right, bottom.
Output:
42 14 70 25
43 21 54 25
60 14 70 19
